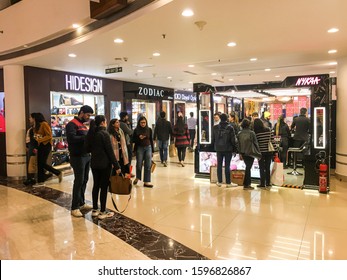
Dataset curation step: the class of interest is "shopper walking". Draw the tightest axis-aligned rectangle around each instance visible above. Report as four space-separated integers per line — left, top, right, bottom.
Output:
119 112 134 176
212 113 238 188
108 118 130 175
85 115 121 220
254 118 274 188
237 118 259 190
153 111 173 167
32 113 62 187
173 112 190 167
66 105 94 217
187 112 197 151
23 113 38 186
132 116 154 188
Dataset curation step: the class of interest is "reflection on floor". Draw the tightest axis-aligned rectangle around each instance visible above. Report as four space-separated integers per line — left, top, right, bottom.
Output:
283 167 305 186
1 150 347 260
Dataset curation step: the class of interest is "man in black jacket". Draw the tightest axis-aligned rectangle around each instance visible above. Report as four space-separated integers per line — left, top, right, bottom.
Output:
66 105 94 217
291 108 310 148
153 111 173 167
212 113 238 188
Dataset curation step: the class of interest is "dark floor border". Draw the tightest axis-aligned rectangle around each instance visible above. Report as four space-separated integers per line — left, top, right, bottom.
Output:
0 179 208 260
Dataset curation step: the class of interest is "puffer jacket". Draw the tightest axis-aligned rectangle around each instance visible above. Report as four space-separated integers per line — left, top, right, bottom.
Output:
237 128 259 156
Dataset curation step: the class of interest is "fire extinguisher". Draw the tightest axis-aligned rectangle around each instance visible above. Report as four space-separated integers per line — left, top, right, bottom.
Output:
319 160 328 193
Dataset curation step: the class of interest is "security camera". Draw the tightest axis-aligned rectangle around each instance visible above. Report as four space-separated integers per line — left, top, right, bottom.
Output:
123 57 128 62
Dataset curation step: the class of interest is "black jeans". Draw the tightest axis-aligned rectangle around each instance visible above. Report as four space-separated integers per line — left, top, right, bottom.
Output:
217 151 233 184
37 143 60 183
258 152 273 186
177 146 187 161
189 129 196 148
243 155 254 187
280 137 289 167
92 166 112 212
70 155 90 210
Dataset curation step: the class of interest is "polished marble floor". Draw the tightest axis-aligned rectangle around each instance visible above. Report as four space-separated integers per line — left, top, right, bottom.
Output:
1 151 347 260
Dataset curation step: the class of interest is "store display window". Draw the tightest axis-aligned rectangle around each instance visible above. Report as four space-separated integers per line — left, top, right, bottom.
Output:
110 101 121 120
131 100 156 130
50 91 104 166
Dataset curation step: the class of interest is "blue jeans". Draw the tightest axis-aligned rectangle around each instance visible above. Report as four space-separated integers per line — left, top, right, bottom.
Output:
157 140 168 162
136 145 152 183
217 151 233 184
70 155 91 210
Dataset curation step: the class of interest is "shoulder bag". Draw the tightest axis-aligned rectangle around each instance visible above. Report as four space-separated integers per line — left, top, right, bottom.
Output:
109 172 132 213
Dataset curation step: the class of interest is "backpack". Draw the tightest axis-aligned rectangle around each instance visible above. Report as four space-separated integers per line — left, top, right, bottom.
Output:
215 124 232 150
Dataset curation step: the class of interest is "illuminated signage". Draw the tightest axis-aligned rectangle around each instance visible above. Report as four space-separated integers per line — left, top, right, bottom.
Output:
138 87 164 97
65 75 103 93
175 93 196 102
295 76 321 86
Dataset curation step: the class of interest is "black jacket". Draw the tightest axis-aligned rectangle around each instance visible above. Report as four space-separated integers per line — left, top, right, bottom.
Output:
237 128 260 157
212 121 237 152
291 115 310 141
153 117 173 141
89 127 120 170
66 117 89 156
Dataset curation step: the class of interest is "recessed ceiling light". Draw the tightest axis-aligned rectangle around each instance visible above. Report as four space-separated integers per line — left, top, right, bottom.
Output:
72 23 80 29
167 76 172 79
23 44 28 48
275 75 280 78
228 78 234 81
328 49 337 54
329 62 337 65
250 58 257 61
182 9 194 17
188 64 195 68
68 53 77 58
189 82 193 84
211 73 217 76
265 68 271 71
153 52 160 57
328 28 339 33
114 38 124 43
137 69 143 73
227 42 237 47
330 71 336 74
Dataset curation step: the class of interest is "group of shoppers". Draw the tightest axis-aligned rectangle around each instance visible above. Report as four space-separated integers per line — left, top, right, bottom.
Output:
213 108 310 190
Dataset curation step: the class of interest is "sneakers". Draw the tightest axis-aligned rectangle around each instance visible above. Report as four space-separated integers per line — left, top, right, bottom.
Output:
98 211 114 220
32 182 46 187
226 182 238 188
257 184 266 188
143 183 154 188
216 182 222 187
80 204 93 211
91 209 100 217
163 161 167 167
133 178 139 185
71 209 83 217
23 178 36 186
243 185 254 190
58 172 63 183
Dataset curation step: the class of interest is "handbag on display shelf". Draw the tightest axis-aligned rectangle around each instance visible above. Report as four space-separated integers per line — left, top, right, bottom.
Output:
151 160 156 173
109 172 132 213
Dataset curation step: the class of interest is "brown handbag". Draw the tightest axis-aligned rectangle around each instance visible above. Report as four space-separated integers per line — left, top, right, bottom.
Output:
151 160 156 173
109 173 132 213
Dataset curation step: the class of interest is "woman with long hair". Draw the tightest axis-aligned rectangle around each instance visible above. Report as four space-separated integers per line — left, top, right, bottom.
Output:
132 116 154 188
85 115 121 219
108 118 130 175
273 115 290 168
33 113 62 187
173 112 190 167
253 118 274 188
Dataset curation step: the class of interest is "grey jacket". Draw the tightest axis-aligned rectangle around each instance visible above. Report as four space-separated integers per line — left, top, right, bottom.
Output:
237 128 260 157
120 121 133 146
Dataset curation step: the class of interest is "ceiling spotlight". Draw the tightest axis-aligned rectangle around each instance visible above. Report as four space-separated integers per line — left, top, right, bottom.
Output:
329 62 337 65
72 23 80 29
228 78 233 81
114 38 124 43
328 28 339 33
153 52 160 57
328 49 337 54
137 69 143 73
275 75 280 78
227 42 237 47
250 58 257 61
188 64 195 68
211 73 217 76
330 71 336 74
68 53 77 58
265 68 271 72
167 76 172 79
182 9 194 17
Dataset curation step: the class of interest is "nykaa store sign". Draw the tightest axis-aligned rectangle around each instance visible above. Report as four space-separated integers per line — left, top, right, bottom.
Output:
295 76 321 86
65 75 103 93
138 86 164 97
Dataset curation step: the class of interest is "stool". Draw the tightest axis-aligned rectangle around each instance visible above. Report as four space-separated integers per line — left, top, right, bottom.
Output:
287 142 307 176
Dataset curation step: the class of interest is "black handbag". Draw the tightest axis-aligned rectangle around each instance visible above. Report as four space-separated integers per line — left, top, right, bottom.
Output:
109 172 132 213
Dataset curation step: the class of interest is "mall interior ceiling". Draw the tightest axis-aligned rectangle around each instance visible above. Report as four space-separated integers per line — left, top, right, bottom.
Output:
1 0 347 91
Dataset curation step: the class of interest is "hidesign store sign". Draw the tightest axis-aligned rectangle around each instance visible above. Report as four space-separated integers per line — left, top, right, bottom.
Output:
65 74 103 93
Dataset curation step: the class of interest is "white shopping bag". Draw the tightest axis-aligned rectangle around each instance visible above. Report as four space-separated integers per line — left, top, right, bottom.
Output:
270 162 284 186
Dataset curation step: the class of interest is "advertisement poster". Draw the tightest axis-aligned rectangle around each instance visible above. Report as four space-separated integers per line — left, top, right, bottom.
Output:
0 92 5 132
